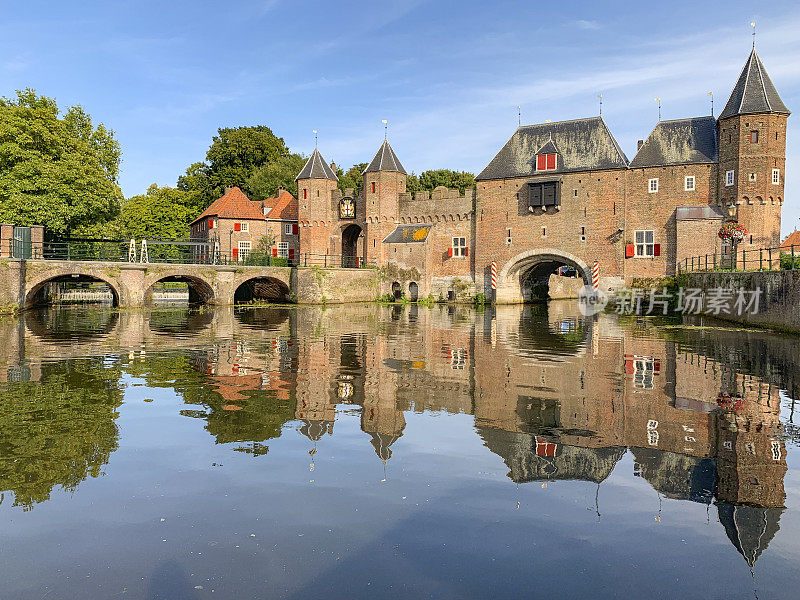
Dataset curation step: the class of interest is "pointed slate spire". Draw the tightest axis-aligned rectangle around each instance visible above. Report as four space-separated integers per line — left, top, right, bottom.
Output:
363 139 407 175
718 49 790 120
295 148 338 181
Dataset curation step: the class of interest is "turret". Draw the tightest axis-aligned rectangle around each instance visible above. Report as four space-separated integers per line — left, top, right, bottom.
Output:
717 49 790 251
296 148 339 256
362 139 407 262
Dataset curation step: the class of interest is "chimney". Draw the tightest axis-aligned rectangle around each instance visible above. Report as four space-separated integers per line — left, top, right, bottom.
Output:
330 161 337 173
637 140 644 151
224 186 234 194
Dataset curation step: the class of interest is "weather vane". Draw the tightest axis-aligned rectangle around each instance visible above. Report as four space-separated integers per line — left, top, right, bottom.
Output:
751 21 756 49
708 91 714 117
597 93 603 116
517 105 521 127
313 129 318 148
655 97 661 121
382 119 388 139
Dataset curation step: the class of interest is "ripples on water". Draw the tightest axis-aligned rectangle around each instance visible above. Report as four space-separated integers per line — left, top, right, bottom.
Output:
1 303 799 599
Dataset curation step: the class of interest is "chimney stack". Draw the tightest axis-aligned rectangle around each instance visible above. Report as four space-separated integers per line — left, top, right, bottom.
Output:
637 140 644 151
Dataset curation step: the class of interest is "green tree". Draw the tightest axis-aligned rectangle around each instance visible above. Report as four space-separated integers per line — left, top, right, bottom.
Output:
246 153 306 200
0 89 123 235
178 125 291 209
114 184 199 240
417 169 476 193
337 163 367 196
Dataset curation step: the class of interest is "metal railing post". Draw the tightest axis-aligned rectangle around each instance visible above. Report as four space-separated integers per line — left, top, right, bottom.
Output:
759 248 763 271
769 247 773 271
793 245 796 270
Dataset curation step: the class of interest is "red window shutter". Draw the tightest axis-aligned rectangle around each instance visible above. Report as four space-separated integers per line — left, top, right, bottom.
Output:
234 223 241 231
625 244 635 258
546 153 556 170
654 359 661 374
653 243 661 256
371 182 376 194
447 248 453 258
272 248 278 257
536 154 546 171
209 219 214 229
624 358 635 374
464 247 469 257
288 249 295 259
293 224 298 235
232 248 238 259
303 189 307 200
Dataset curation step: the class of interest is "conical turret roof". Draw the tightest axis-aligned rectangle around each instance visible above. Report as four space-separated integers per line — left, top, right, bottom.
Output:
363 139 407 175
295 148 338 181
719 49 790 120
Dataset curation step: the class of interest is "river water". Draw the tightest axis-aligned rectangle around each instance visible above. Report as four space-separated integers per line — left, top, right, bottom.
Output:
1 303 799 599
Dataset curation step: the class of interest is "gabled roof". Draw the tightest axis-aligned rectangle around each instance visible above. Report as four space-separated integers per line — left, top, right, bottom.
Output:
264 189 298 221
363 139 407 175
630 116 718 168
780 230 800 251
477 117 628 180
719 49 790 120
192 186 265 223
295 148 338 181
536 139 560 155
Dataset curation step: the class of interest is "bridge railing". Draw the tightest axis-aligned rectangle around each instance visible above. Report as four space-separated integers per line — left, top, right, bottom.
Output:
678 245 800 273
4 239 376 269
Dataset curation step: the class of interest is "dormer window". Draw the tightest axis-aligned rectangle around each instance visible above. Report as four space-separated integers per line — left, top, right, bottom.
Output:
536 153 557 171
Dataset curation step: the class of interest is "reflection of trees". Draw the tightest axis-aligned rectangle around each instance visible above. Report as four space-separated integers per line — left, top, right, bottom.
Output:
0 359 122 509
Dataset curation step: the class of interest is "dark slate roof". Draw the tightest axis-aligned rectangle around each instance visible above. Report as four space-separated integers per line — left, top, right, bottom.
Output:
630 448 715 504
629 117 718 168
383 224 431 243
718 503 784 567
363 139 407 174
536 139 560 155
476 117 628 180
719 49 790 120
676 205 726 221
295 148 338 181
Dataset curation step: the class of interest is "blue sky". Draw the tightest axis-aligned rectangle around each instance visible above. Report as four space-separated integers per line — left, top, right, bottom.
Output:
2 0 800 235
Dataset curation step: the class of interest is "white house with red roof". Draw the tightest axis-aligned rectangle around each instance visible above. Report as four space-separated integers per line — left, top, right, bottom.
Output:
190 186 299 262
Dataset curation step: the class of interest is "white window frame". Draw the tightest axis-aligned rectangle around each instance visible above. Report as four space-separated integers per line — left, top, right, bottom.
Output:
684 175 695 191
452 237 467 257
284 223 293 235
648 178 658 193
277 242 289 258
772 169 780 185
240 222 249 232
726 170 735 186
238 240 251 261
635 230 655 257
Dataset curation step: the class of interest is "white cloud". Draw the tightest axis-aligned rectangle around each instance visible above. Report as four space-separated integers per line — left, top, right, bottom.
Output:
575 19 601 30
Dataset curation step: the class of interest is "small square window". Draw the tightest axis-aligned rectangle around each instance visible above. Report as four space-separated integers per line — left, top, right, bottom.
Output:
772 169 780 185
240 222 249 232
684 176 695 191
635 230 655 257
725 170 735 186
278 242 289 258
285 223 293 235
452 237 467 257
648 178 658 193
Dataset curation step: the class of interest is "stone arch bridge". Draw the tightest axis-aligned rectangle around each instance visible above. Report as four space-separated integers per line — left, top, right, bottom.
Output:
0 259 380 309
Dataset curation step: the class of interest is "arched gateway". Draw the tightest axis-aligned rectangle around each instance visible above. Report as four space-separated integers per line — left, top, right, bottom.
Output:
495 249 590 304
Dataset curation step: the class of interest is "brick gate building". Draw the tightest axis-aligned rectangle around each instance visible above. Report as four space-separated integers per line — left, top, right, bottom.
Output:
296 48 789 302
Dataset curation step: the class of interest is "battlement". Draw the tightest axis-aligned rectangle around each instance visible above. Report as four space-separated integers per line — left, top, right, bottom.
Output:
399 186 475 203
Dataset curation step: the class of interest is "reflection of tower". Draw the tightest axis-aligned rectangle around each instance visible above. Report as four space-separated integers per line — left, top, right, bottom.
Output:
361 394 406 462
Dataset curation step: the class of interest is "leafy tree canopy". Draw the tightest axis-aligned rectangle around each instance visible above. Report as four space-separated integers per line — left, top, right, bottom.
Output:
113 184 199 240
177 125 291 208
0 89 123 235
246 153 306 201
337 163 367 196
407 169 476 194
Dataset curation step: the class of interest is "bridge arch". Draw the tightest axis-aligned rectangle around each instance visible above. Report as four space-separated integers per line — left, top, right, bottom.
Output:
25 271 122 309
496 248 590 303
234 276 291 304
143 272 215 305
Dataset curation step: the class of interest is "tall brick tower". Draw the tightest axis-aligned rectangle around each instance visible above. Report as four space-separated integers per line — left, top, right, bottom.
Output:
717 48 790 251
296 148 339 256
363 140 407 263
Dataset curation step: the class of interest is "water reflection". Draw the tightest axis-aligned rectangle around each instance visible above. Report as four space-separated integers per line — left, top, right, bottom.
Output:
0 303 797 595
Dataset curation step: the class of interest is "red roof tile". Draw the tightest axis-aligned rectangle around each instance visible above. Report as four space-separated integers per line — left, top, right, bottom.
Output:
192 187 266 224
780 231 800 251
264 189 298 221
